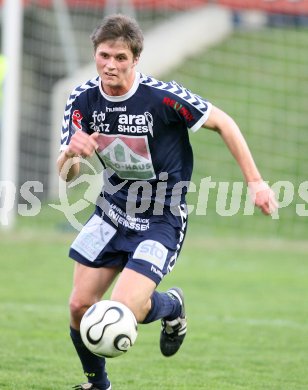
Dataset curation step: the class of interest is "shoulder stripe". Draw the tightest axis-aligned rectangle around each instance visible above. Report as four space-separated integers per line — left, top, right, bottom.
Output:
139 73 209 114
61 77 99 143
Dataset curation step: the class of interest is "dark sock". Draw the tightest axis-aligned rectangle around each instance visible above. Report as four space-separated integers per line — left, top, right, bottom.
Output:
142 290 181 324
70 326 110 390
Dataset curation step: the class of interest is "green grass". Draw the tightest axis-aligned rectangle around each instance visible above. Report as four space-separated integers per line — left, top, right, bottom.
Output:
0 228 308 389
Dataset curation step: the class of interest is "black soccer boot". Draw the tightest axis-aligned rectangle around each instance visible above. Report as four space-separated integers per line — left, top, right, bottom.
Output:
160 287 187 357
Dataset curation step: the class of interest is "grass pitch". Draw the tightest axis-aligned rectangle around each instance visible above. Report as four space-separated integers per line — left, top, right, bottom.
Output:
0 228 307 390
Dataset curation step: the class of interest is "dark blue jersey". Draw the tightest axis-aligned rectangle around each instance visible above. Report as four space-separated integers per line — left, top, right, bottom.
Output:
61 72 212 210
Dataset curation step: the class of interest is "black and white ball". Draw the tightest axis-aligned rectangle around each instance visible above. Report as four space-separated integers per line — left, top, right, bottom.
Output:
80 300 138 358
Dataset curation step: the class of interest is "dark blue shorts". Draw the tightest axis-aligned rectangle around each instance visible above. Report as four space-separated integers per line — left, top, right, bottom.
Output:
69 200 188 285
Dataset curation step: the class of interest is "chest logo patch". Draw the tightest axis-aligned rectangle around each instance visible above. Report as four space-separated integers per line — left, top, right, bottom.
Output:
96 134 155 180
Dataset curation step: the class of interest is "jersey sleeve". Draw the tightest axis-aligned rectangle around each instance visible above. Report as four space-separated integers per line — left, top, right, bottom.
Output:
60 89 90 151
162 81 212 133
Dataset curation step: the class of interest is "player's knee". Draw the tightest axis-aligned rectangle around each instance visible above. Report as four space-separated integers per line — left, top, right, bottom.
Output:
69 296 90 322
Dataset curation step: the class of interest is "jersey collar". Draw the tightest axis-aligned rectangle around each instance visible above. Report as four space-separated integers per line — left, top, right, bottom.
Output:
99 72 140 102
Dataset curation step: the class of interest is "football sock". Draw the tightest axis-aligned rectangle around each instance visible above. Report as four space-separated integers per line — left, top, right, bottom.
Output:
70 326 109 390
142 290 181 324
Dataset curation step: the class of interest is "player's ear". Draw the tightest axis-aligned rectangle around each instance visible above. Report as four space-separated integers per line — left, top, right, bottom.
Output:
93 46 98 60
132 56 139 67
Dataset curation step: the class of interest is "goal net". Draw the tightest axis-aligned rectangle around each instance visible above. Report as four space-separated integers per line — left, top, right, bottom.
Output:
168 1 308 239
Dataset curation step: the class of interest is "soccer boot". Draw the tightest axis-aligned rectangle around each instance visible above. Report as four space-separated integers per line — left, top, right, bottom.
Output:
160 287 187 357
73 383 111 390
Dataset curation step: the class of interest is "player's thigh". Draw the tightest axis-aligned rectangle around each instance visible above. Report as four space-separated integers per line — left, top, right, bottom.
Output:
71 262 120 305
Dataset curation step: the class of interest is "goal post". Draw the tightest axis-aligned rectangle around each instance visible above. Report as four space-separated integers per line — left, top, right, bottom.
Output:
0 0 23 229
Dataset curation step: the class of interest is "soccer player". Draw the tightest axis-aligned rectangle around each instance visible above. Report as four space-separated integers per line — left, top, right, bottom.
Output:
57 14 278 390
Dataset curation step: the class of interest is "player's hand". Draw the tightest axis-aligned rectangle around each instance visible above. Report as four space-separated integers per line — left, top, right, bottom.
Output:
248 180 278 216
65 131 99 158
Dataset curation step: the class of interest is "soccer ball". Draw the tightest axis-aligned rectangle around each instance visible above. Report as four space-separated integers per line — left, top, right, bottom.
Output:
80 300 138 358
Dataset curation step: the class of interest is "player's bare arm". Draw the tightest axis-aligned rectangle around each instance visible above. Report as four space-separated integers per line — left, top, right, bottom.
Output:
203 105 278 215
57 131 99 182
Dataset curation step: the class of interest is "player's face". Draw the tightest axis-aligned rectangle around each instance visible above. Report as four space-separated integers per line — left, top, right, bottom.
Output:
94 39 138 96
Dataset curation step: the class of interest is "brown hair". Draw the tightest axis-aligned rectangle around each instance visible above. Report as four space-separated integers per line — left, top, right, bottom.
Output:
90 14 144 59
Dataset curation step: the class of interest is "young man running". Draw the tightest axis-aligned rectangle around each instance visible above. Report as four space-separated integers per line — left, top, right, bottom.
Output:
57 14 277 390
